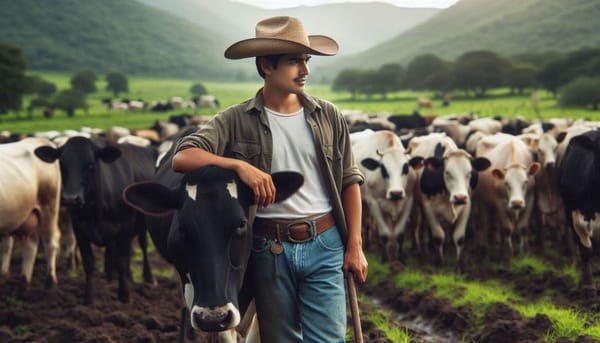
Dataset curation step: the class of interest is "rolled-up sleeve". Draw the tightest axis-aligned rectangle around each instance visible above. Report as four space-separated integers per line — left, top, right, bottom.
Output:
339 111 364 190
174 114 230 155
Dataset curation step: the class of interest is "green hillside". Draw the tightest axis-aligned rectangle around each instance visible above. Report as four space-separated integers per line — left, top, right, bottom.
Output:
327 0 600 76
0 0 241 79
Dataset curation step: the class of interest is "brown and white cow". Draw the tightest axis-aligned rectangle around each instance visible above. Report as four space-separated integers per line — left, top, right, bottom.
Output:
473 133 541 261
0 137 62 289
408 133 490 271
351 129 421 261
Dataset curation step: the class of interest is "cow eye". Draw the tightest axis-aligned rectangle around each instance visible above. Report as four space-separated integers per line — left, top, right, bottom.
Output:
401 163 409 175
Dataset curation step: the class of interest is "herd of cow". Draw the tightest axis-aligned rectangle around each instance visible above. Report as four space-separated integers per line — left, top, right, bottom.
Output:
1 109 600 341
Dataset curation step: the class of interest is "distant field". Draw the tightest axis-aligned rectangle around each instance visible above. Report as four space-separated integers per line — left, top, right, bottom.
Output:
0 72 596 134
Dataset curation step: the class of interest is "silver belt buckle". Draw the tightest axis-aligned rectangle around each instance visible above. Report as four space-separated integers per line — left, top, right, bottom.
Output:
286 220 316 243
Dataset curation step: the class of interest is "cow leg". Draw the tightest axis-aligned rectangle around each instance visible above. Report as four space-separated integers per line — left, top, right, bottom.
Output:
39 224 61 289
115 235 133 303
136 215 156 285
578 241 596 297
422 201 445 266
366 198 391 262
453 206 471 274
73 227 96 305
0 236 15 277
105 242 116 282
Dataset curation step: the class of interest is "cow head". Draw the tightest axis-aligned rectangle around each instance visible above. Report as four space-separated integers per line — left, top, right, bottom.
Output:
361 147 420 201
123 165 303 332
492 163 540 210
35 136 121 207
418 143 490 204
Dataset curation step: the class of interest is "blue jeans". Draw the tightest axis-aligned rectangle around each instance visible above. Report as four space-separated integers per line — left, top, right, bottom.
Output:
248 226 346 343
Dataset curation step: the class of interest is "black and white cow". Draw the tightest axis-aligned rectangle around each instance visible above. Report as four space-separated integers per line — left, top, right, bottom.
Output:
35 136 157 304
559 128 600 294
123 143 303 342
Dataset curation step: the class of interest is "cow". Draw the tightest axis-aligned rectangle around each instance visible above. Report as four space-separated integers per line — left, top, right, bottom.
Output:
408 133 490 271
0 137 62 291
122 140 303 342
34 137 157 304
473 133 541 262
558 128 600 294
351 129 421 262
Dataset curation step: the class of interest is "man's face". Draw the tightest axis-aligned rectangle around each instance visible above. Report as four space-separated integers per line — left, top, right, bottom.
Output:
266 53 311 94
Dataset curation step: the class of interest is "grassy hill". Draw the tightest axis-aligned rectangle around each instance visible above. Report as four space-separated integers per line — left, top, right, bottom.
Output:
0 0 240 79
325 0 600 77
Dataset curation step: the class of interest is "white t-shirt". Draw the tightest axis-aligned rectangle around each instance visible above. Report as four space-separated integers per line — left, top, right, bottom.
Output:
257 107 332 219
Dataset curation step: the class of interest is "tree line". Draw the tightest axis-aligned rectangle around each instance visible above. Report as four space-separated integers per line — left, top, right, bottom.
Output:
332 48 600 109
0 42 212 118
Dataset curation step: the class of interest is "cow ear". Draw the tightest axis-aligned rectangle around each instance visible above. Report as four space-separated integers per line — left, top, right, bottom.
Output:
361 158 380 171
555 131 567 144
96 146 122 163
424 157 443 171
472 157 491 172
528 162 541 176
272 171 304 203
123 181 179 216
409 156 424 170
34 146 61 163
491 169 505 180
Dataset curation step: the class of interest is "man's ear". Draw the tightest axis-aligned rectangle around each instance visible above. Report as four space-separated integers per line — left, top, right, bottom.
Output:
258 57 273 77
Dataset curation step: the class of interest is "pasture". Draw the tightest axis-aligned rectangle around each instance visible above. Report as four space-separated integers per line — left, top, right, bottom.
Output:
2 73 600 342
0 72 596 134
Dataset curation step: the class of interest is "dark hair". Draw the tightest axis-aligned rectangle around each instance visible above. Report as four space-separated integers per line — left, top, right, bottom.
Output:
255 54 284 79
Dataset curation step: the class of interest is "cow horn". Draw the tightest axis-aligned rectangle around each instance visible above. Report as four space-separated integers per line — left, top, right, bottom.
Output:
376 149 384 157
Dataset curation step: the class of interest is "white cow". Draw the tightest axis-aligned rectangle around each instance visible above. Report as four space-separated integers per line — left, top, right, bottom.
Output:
408 133 490 271
0 137 62 288
473 133 540 261
351 129 420 261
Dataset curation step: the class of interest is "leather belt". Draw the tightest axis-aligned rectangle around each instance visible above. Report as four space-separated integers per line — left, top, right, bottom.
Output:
253 213 335 243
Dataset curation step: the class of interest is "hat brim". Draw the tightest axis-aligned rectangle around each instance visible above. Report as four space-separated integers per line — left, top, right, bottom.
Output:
224 35 339 59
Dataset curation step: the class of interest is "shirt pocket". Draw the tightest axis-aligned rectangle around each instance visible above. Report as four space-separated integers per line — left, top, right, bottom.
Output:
231 142 261 165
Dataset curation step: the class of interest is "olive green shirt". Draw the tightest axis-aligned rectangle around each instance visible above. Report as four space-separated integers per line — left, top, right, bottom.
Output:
174 88 364 243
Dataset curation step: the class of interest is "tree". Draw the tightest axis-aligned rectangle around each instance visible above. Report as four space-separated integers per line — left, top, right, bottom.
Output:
505 64 537 94
190 82 207 96
332 69 364 99
0 43 28 115
105 72 128 97
537 48 600 96
54 89 87 117
558 76 600 110
373 64 404 98
71 70 97 94
451 50 510 97
404 54 448 91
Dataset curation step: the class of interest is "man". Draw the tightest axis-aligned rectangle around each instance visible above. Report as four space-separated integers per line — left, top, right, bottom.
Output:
172 16 368 342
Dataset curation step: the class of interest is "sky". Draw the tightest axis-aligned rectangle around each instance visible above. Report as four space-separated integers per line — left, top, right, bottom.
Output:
233 0 460 9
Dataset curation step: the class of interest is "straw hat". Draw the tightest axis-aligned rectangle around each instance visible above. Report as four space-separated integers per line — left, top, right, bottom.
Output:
224 16 339 59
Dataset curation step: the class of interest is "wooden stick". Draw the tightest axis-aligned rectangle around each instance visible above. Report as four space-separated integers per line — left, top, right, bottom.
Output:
346 273 364 343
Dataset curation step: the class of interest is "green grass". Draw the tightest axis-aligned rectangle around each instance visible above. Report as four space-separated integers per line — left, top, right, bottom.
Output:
366 254 600 341
1 72 597 134
368 310 412 343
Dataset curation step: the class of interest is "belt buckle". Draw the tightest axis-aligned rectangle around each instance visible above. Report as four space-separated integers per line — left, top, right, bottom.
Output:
286 220 315 243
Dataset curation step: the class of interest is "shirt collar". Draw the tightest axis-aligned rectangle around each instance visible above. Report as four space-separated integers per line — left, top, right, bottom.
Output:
245 88 321 116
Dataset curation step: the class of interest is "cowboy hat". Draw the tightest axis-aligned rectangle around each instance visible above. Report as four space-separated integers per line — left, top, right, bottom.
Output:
224 16 339 59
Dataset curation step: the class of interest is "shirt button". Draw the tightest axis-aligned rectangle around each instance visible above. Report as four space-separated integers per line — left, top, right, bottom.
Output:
264 130 269 135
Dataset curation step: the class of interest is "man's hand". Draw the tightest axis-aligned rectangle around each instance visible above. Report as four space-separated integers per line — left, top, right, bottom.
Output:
343 241 368 283
235 160 276 208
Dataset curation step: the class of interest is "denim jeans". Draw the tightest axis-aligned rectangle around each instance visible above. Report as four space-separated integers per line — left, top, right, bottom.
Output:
248 226 346 343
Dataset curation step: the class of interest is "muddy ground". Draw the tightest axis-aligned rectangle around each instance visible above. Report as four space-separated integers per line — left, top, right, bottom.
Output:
1 240 600 343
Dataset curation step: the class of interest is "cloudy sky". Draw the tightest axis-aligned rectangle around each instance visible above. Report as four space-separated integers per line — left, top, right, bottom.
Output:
234 0 459 9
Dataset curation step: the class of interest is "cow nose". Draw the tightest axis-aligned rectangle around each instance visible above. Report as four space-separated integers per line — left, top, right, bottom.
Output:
453 194 468 205
389 190 405 201
194 309 232 331
510 200 524 209
545 161 555 169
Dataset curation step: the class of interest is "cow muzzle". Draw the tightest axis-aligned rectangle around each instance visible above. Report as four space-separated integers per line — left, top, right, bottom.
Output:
191 303 240 332
509 200 524 209
452 194 468 205
388 190 405 201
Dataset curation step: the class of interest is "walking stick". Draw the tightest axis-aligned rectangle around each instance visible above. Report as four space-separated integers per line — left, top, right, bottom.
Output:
346 273 364 343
